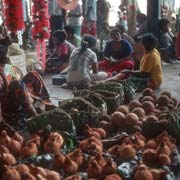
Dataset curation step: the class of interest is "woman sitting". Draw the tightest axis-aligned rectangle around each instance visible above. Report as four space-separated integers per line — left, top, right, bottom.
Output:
98 28 134 75
66 35 108 89
158 18 175 63
120 34 163 91
0 44 51 119
46 30 75 73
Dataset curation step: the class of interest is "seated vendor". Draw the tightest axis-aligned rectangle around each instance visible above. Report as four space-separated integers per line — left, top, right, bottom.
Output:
66 35 108 89
0 44 51 119
120 33 163 91
46 30 75 73
98 28 134 76
158 18 176 63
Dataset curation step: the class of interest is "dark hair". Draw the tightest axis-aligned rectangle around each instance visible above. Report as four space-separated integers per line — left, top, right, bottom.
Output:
116 24 125 33
137 13 147 23
134 35 142 42
158 18 170 30
110 28 120 36
82 34 97 49
52 30 67 43
64 25 75 35
141 33 158 51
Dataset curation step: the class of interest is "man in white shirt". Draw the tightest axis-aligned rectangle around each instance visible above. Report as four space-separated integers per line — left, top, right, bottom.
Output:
66 0 82 36
81 0 97 37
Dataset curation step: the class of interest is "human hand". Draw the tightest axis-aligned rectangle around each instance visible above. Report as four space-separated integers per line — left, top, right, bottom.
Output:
121 69 132 75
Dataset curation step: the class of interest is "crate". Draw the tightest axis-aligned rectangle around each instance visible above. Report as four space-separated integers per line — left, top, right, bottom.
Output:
52 74 67 86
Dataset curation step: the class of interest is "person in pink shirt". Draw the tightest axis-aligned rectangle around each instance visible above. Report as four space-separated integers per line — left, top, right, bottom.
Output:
175 27 180 60
46 30 75 73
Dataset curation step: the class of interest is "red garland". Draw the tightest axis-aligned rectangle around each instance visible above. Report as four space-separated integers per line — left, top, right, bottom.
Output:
3 0 25 32
32 0 50 41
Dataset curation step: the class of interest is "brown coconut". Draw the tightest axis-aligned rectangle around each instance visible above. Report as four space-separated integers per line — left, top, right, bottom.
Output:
142 101 155 115
116 105 129 115
142 88 153 96
142 96 155 104
129 100 142 111
111 112 126 128
132 107 145 118
157 95 170 107
125 113 139 126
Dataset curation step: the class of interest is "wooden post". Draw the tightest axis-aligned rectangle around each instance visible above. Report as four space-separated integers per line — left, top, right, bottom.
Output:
147 0 161 34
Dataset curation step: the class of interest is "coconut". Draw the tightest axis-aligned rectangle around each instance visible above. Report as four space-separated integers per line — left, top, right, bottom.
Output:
125 113 139 126
145 139 158 149
142 88 153 96
129 100 142 111
116 105 129 115
160 91 172 99
142 149 157 165
157 95 170 107
142 101 155 114
157 106 169 112
145 115 159 123
142 96 155 104
111 112 126 128
157 154 171 166
132 107 145 118
119 144 136 160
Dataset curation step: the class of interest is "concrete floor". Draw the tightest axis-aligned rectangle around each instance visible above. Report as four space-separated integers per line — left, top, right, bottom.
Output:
45 63 180 105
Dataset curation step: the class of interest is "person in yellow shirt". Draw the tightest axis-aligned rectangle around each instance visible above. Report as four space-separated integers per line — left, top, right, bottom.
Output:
121 33 163 91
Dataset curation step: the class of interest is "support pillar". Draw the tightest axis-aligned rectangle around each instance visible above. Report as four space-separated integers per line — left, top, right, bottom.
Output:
147 0 161 34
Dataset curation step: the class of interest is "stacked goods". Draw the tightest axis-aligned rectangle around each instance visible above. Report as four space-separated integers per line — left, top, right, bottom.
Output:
0 128 178 179
106 79 136 104
27 109 76 136
83 93 107 113
90 81 125 114
59 97 100 135
98 88 179 139
1 86 180 179
167 111 180 142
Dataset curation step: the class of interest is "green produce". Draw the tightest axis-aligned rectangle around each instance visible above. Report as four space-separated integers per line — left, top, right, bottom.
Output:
59 97 99 113
27 109 76 136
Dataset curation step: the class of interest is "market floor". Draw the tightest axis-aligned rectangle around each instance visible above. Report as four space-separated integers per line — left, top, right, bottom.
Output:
44 63 180 105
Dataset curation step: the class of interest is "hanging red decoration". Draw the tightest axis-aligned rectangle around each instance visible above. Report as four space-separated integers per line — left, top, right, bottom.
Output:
31 0 50 69
32 0 50 41
3 0 25 32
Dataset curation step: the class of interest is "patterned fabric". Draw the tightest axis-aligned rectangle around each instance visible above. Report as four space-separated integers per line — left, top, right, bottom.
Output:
125 76 148 92
98 59 134 74
22 71 49 98
81 20 96 36
67 48 97 83
103 40 133 60
98 39 134 74
46 40 75 72
0 70 49 116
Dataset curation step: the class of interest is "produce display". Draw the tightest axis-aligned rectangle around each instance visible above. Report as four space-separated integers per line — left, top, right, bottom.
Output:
0 87 180 180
